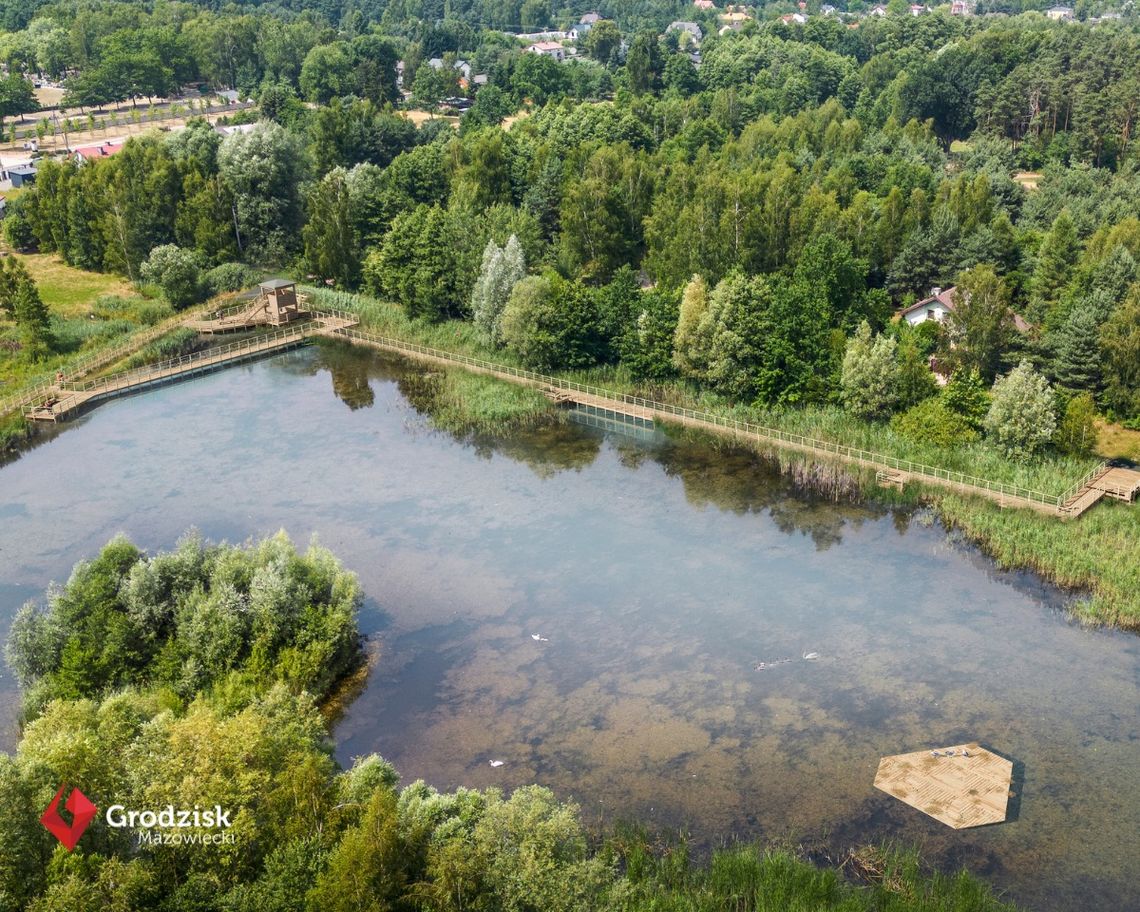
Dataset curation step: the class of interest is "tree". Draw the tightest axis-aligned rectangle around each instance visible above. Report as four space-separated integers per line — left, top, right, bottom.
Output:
1031 210 1079 327
984 362 1057 460
673 275 709 378
302 169 360 288
945 266 1013 382
140 245 202 309
840 322 899 419
413 64 448 114
299 42 352 104
943 369 989 430
218 123 305 261
471 235 526 346
1100 290 1140 419
1052 301 1103 392
2 256 52 355
0 73 37 134
500 272 601 371
584 21 621 67
1054 392 1098 456
625 33 662 96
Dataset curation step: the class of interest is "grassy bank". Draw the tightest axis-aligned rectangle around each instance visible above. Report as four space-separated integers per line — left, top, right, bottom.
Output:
306 287 1140 629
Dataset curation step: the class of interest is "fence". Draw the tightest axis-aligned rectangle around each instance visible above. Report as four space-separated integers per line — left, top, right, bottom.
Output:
27 323 316 418
0 299 223 419
319 318 1099 511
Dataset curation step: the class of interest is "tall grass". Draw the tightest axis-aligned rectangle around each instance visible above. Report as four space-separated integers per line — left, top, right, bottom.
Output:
938 494 1140 629
400 368 558 436
608 841 1020 911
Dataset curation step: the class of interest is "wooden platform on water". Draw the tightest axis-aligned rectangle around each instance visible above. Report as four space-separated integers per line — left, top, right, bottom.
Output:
24 314 356 422
874 743 1013 829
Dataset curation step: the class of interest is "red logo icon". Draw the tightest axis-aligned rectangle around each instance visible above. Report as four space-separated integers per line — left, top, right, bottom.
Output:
40 785 97 851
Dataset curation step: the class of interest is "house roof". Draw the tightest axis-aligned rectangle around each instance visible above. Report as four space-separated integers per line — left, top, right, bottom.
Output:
9 163 36 175
530 41 564 51
899 285 1033 334
260 279 296 291
899 286 957 318
74 142 124 160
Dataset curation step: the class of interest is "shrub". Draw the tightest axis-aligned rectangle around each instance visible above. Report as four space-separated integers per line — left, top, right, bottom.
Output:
892 397 980 447
203 263 260 297
984 361 1057 460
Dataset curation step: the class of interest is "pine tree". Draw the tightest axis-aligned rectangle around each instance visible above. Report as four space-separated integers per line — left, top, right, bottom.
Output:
1053 302 1103 392
1031 210 1079 327
9 260 53 356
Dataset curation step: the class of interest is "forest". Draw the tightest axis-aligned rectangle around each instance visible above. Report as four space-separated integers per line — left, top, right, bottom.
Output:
2 1 1139 466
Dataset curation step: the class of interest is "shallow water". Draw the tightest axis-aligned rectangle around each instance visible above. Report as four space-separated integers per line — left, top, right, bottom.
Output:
1 342 1137 911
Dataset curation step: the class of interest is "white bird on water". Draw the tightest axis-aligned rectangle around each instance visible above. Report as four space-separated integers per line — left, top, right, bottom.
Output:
802 651 819 660
489 760 505 768
531 634 549 642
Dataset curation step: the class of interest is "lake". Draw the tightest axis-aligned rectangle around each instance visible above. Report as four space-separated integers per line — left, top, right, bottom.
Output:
1 341 1137 911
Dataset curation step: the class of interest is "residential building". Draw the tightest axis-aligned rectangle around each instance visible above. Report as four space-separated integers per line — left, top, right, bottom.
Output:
73 142 124 165
667 21 704 42
527 41 566 60
1046 5 1074 20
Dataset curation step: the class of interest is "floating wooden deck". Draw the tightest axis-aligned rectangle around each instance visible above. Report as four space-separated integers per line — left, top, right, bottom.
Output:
874 743 1013 829
24 314 356 422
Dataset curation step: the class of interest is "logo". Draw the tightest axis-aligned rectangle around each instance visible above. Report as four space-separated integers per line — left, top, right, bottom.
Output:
40 785 97 851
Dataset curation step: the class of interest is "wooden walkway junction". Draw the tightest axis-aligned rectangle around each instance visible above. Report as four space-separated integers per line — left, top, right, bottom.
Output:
321 322 1140 520
874 743 1013 829
24 314 356 422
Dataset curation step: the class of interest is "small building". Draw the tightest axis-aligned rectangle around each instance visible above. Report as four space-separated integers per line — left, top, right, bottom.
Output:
667 20 704 42
580 11 602 23
900 286 957 326
718 10 752 31
1046 4 1074 19
259 280 303 326
779 12 808 23
909 3 928 15
7 162 37 188
693 0 716 8
950 0 973 15
568 22 593 41
869 4 889 16
73 142 124 165
820 4 838 14
527 41 566 61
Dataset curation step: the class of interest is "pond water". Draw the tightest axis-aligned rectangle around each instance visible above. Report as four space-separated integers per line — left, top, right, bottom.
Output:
1 342 1137 912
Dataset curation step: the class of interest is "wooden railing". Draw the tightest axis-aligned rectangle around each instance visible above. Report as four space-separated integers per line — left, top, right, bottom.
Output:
319 317 1090 511
0 300 223 418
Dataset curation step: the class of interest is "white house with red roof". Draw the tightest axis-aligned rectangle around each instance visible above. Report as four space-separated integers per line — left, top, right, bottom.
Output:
73 141 124 164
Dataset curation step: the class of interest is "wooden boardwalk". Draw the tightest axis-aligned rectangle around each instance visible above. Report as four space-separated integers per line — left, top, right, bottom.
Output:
24 315 356 422
325 323 1140 519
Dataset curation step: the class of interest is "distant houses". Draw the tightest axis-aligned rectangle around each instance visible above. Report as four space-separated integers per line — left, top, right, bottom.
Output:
1046 5 1074 20
526 41 566 61
950 0 973 15
899 285 1031 334
666 21 704 43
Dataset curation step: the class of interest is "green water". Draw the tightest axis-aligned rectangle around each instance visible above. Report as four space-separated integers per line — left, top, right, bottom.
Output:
1 341 1137 911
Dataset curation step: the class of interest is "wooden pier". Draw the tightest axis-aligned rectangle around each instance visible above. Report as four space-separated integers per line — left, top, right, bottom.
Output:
24 314 356 422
